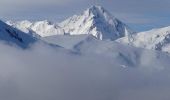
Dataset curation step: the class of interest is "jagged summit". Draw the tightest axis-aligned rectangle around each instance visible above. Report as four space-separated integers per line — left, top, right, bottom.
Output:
84 5 110 17
84 5 116 19
59 5 135 40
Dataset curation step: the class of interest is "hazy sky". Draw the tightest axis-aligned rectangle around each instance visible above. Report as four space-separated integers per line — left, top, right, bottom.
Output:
1 0 170 31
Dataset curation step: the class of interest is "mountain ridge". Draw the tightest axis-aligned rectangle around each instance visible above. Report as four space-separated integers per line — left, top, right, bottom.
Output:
6 5 135 40
0 20 36 48
117 26 170 53
5 5 170 53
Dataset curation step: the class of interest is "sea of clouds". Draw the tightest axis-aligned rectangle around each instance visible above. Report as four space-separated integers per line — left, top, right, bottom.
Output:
0 41 170 100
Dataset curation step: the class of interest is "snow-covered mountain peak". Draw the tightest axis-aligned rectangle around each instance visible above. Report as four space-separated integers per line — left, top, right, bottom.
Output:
59 5 135 40
7 20 65 37
84 5 107 16
6 5 134 40
32 20 54 27
84 5 115 20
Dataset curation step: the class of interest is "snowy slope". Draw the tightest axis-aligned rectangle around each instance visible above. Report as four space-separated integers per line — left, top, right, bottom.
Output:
7 5 134 40
74 38 170 69
0 20 36 48
42 34 96 50
117 26 170 53
59 5 134 40
7 20 65 37
43 34 170 69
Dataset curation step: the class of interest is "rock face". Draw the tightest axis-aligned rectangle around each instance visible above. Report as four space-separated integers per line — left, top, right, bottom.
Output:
0 20 36 48
7 5 134 40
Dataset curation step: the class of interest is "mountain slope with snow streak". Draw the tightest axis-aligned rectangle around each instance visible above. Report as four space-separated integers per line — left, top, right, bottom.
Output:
0 20 36 48
117 26 170 53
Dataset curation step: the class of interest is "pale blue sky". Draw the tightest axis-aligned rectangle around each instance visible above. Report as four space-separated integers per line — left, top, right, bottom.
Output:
1 0 170 31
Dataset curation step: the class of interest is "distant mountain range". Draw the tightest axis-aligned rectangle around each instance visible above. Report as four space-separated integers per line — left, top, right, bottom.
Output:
0 5 170 54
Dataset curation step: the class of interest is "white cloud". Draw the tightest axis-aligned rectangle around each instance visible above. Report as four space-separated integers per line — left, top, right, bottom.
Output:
0 40 170 100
